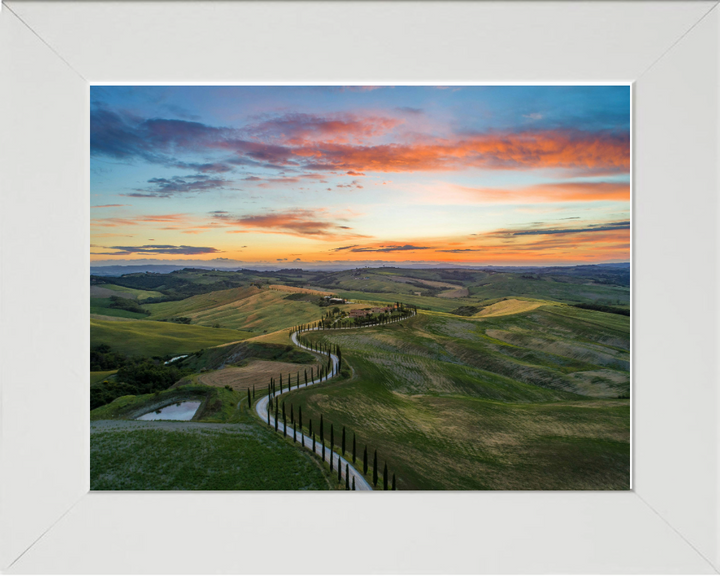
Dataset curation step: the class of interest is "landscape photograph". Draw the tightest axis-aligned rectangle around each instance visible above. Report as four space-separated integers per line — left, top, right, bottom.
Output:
90 85 630 491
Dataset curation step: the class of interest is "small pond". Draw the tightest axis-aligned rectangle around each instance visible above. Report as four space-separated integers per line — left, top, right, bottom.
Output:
136 400 201 421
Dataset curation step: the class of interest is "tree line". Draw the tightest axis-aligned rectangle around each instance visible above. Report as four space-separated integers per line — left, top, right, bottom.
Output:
242 308 415 489
265 397 397 490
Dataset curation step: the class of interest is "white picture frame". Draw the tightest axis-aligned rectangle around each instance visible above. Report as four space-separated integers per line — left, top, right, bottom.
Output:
1 1 718 573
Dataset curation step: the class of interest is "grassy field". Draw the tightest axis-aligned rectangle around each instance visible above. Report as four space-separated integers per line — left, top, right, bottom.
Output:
91 318 250 357
466 274 629 305
91 284 163 300
90 297 149 319
337 290 480 313
90 370 117 385
146 287 339 333
144 286 260 318
91 384 334 490
91 420 333 490
280 309 630 490
246 328 294 345
474 298 548 317
88 266 630 491
316 267 629 305
196 360 324 392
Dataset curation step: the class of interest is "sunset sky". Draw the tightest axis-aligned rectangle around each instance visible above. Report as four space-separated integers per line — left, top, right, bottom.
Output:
90 86 630 268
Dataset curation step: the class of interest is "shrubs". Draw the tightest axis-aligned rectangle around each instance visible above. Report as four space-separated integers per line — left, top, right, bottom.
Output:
572 303 630 316
90 344 127 371
449 305 482 316
108 296 149 316
90 354 192 409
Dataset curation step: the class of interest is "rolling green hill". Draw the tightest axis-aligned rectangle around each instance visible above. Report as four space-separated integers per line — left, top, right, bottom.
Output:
92 284 164 300
146 287 335 333
144 286 261 319
90 318 249 357
316 267 628 305
88 265 630 491
90 297 149 319
283 308 630 490
91 385 334 490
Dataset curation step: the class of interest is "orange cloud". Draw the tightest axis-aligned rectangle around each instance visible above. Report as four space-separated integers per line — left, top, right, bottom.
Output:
456 181 630 204
91 213 191 228
215 209 371 241
248 113 402 146
288 130 628 174
316 221 629 264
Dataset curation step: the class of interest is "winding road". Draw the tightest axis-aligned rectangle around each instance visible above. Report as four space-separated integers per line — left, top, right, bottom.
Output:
253 310 415 491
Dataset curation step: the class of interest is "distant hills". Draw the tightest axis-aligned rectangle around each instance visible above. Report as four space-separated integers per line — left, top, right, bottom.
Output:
91 262 630 277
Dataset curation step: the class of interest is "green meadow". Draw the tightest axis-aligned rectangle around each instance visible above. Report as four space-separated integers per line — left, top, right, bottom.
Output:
283 308 630 490
90 297 149 319
90 318 249 357
90 265 630 490
90 385 334 490
145 287 332 333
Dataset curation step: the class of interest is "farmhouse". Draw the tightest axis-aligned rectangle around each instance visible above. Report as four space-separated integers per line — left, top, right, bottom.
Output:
349 309 370 318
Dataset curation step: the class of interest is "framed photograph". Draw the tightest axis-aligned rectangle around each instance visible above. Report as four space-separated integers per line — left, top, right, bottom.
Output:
1 1 718 573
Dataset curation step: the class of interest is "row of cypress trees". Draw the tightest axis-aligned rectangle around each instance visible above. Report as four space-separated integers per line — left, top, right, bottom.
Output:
265 400 397 490
258 318 404 490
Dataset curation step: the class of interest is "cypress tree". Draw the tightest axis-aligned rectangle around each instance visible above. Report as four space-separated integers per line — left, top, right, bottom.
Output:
329 425 334 471
311 367 314 381
280 373 282 392
283 411 286 437
247 388 251 407
342 426 346 456
392 473 396 490
352 477 356 491
345 464 350 490
274 402 278 432
299 407 303 431
296 372 300 388
320 414 324 443
290 404 294 426
322 438 325 463
363 445 368 474
253 385 255 399
304 370 308 386
353 433 356 463
267 402 270 425
330 424 334 453
383 462 388 490
337 456 342 482
373 450 378 487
